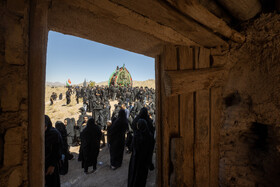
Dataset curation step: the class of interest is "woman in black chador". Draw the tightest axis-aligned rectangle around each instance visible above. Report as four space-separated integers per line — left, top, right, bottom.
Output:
55 121 71 175
64 118 75 146
128 119 154 187
108 109 128 170
45 115 62 187
132 107 155 170
80 118 102 174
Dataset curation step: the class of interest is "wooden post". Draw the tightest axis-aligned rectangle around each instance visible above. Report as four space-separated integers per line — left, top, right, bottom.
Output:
28 0 49 186
155 55 163 186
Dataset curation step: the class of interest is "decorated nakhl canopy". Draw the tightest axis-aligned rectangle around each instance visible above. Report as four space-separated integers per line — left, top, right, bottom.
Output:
108 64 133 87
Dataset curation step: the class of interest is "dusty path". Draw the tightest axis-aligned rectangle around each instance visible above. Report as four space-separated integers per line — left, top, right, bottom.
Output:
60 146 156 187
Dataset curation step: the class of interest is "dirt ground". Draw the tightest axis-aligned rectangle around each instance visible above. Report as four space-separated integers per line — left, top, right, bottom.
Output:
60 145 156 187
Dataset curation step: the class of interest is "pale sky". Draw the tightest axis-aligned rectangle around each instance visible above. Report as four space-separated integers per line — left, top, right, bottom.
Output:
46 31 155 84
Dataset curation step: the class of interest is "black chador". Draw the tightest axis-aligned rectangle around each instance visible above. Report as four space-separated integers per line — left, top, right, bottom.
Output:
132 107 155 170
55 121 70 175
80 118 102 173
76 107 86 143
107 109 128 169
128 119 154 187
45 115 62 187
64 118 75 146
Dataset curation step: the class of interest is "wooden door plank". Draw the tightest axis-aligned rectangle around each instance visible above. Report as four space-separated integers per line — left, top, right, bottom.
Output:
161 45 179 187
194 47 210 186
170 137 184 186
179 47 194 186
179 46 194 70
210 87 223 186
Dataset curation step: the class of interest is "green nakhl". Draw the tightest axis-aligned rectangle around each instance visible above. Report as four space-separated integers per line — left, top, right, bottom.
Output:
108 64 133 87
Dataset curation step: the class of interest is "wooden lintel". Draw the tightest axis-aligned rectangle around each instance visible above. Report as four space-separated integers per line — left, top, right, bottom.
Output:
57 0 198 46
166 0 245 43
110 0 227 47
164 67 225 96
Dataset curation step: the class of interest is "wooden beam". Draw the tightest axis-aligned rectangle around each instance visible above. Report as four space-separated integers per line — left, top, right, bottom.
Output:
217 0 262 21
55 0 198 46
164 67 225 96
198 0 232 24
48 0 163 57
110 0 227 47
166 0 245 43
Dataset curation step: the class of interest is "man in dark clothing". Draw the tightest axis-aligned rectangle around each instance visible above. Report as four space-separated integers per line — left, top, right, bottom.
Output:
139 87 145 103
76 88 80 104
128 119 154 187
50 96 54 105
79 118 102 174
59 93 63 100
112 86 117 101
45 115 62 187
92 100 102 123
112 104 120 120
97 105 106 148
107 109 128 170
126 90 132 103
83 93 88 112
66 89 71 105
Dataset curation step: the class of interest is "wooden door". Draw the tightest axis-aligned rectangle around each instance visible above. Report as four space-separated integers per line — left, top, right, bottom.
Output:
156 45 225 187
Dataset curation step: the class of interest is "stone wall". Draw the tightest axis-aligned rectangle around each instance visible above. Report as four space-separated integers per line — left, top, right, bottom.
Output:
220 13 280 186
0 1 29 186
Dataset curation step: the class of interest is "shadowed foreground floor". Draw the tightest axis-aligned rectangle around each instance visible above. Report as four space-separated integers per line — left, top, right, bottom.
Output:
60 145 156 187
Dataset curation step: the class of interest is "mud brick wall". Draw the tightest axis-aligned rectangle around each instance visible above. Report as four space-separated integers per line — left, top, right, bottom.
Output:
220 13 280 186
0 1 29 186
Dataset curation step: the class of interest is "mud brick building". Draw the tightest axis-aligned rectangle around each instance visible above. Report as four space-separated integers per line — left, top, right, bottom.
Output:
1 0 280 186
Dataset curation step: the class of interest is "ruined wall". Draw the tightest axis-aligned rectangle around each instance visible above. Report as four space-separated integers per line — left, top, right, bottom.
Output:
220 13 280 186
0 1 29 186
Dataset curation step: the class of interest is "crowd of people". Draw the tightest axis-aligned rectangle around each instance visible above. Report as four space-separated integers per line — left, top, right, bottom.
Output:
45 85 156 187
